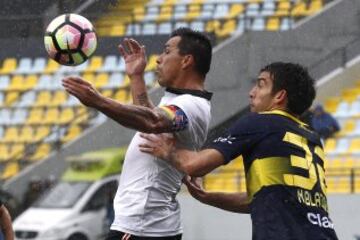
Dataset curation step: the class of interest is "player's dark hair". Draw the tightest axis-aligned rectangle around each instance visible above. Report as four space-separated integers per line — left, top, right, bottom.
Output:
171 27 212 77
261 62 316 116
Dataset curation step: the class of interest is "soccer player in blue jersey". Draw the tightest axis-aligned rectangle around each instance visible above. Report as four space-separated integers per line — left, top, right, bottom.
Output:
139 62 338 240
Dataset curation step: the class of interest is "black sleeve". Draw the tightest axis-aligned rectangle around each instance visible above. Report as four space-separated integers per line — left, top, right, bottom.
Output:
207 113 266 164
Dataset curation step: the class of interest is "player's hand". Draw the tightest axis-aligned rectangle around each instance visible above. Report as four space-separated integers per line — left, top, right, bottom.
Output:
183 176 208 202
118 38 147 77
138 133 175 160
62 76 103 108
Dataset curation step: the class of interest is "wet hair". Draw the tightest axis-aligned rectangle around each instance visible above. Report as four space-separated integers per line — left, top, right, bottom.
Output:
170 27 212 77
261 62 316 116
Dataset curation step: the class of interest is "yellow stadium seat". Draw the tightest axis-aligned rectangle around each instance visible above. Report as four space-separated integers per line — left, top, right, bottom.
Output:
27 108 45 125
58 108 75 125
61 125 82 143
266 17 280 31
44 108 60 125
324 97 341 113
84 56 103 72
0 144 10 162
28 143 51 161
1 127 20 143
216 19 236 38
10 143 25 160
324 138 336 154
8 75 25 91
82 73 96 85
275 1 291 17
348 138 360 154
94 73 109 88
145 55 158 72
1 162 19 179
34 126 51 142
291 1 307 17
74 107 89 124
308 0 323 15
52 90 68 107
206 20 221 33
355 179 360 193
228 4 244 18
19 126 34 143
114 88 130 102
134 6 146 22
35 91 53 107
5 91 19 106
156 5 173 22
24 75 38 90
0 58 17 74
110 25 126 37
336 120 355 137
43 59 60 74
185 4 201 21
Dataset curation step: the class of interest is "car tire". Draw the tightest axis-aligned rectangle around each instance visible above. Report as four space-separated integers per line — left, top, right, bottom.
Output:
68 233 88 240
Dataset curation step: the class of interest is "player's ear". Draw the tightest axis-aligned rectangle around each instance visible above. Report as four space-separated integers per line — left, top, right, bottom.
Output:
274 89 287 104
181 54 194 70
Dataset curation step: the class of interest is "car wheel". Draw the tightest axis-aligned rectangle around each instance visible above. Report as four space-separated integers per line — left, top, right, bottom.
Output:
68 233 88 240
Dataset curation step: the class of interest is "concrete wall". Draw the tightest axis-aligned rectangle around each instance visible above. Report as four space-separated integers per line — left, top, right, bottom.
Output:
178 193 360 240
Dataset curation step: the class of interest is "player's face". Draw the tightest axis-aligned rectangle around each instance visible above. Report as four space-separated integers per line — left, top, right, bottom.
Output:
156 36 183 87
249 71 277 112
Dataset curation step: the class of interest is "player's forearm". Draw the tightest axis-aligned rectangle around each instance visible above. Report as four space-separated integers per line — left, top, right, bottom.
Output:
129 75 154 108
96 96 164 133
200 192 250 214
169 149 223 177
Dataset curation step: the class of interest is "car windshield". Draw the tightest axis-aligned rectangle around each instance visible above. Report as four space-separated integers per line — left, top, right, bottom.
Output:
33 181 91 208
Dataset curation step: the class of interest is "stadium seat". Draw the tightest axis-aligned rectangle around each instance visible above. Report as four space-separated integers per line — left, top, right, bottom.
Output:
158 22 173 34
4 91 19 107
43 108 60 125
99 55 118 72
43 59 60 74
18 126 34 143
28 143 51 161
0 92 4 107
51 90 68 107
348 138 360 154
17 90 36 107
58 107 75 124
0 109 9 124
0 75 10 90
0 144 10 162
1 127 20 143
0 58 17 75
8 75 25 91
61 125 82 143
15 58 32 74
33 126 51 142
12 108 27 125
157 5 172 22
1 162 19 179
266 17 280 31
27 108 45 125
31 57 46 74
114 88 130 102
85 56 103 72
34 91 52 107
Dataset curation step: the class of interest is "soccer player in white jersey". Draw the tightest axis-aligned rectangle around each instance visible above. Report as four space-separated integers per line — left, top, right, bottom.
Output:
62 28 213 240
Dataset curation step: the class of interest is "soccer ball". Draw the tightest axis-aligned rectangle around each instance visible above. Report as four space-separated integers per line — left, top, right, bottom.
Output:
44 14 97 66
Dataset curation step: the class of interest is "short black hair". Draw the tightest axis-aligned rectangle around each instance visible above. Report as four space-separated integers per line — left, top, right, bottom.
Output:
171 27 212 77
261 62 316 116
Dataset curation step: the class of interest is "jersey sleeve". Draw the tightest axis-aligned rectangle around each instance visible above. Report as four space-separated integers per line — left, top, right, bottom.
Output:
207 113 266 164
159 105 188 132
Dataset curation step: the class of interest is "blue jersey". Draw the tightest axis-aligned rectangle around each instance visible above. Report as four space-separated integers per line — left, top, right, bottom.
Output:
208 110 338 240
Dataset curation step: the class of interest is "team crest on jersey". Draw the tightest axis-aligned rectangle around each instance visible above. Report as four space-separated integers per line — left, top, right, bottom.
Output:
213 135 236 144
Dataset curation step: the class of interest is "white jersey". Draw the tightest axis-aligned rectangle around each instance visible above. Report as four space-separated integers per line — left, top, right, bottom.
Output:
111 89 212 237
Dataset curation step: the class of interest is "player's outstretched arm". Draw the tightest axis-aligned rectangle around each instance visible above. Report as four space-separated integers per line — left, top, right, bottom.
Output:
184 176 250 214
139 133 225 176
0 205 14 240
118 38 154 108
62 76 177 133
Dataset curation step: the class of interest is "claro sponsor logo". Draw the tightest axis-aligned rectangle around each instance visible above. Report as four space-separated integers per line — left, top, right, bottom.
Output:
307 212 334 229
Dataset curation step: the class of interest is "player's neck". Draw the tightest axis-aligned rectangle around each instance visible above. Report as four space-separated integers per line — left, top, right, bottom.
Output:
171 72 205 91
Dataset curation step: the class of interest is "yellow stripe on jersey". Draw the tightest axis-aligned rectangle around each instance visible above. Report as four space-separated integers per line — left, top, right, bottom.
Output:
246 157 292 201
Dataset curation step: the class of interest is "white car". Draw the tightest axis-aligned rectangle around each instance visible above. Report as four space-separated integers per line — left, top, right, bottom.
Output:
13 174 119 240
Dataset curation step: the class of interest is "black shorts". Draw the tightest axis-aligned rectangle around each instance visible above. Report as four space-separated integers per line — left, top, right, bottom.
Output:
106 230 182 240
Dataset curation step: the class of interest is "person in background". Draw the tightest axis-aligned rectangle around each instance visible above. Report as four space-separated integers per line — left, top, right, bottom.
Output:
311 104 340 140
